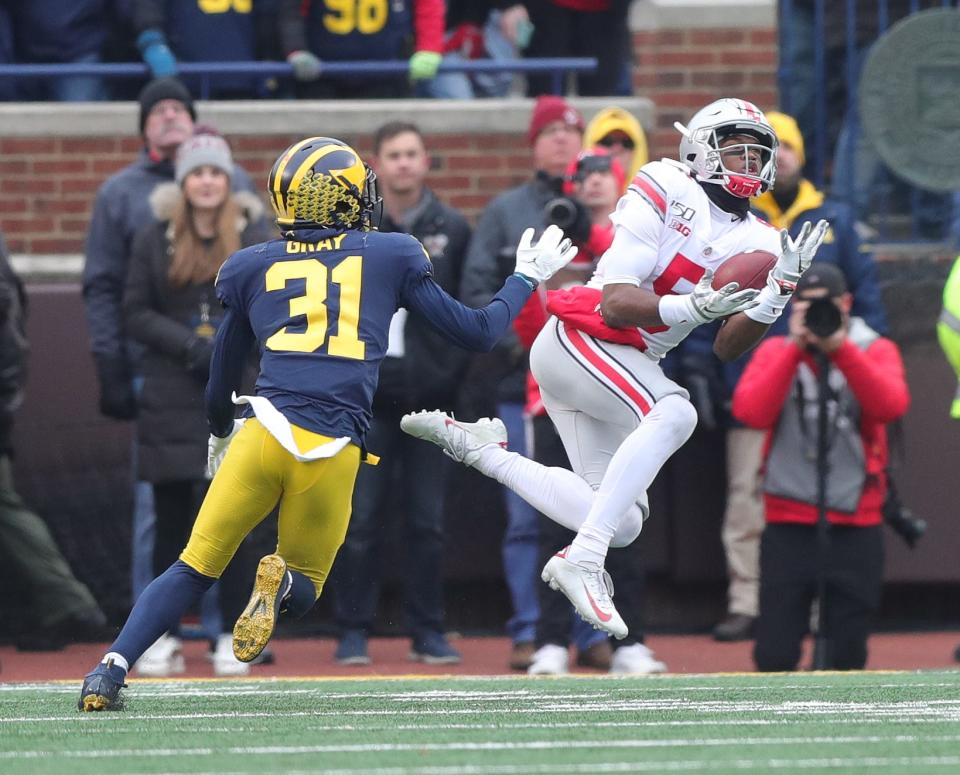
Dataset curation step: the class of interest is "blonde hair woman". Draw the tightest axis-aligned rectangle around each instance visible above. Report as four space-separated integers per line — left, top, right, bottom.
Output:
122 130 271 677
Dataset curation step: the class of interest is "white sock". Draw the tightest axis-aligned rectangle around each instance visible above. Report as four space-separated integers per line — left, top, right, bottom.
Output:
569 395 697 565
475 437 645 547
102 652 129 672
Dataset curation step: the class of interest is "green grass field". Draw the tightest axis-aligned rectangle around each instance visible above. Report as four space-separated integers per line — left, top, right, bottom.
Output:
2 671 960 774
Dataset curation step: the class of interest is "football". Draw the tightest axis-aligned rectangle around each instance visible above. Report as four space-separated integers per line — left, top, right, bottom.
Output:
711 250 777 291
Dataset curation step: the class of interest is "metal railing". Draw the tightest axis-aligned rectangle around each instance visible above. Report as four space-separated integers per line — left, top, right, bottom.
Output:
777 0 957 244
0 58 598 100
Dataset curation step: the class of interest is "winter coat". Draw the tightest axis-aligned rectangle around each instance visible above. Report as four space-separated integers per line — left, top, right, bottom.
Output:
732 331 910 527
0 235 27 454
83 151 255 368
460 172 562 405
123 184 268 483
374 188 472 415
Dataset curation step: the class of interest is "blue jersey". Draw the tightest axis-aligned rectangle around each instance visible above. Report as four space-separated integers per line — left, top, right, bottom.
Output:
208 227 531 442
306 0 411 61
164 0 255 63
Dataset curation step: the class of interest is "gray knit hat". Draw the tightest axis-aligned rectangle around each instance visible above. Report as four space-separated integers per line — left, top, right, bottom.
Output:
175 132 233 185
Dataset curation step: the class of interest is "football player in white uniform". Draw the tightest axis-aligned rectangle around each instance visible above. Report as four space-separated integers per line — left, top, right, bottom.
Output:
403 98 828 638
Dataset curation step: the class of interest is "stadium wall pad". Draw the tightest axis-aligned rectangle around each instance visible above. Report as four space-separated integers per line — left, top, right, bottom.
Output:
4 1 960 634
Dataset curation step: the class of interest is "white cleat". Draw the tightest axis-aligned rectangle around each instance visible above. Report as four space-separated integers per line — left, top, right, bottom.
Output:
213 633 250 677
541 548 628 640
527 644 570 675
610 643 667 675
400 410 507 467
135 633 186 677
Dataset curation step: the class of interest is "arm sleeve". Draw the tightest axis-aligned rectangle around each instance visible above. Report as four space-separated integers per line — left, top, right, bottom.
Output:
831 337 910 422
405 273 532 352
82 187 131 360
131 0 165 34
205 306 256 438
731 337 804 428
277 0 308 54
413 0 445 52
513 288 548 350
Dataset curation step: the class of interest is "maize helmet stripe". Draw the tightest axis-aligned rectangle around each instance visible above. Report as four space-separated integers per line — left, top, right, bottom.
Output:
267 136 381 230
287 143 362 196
269 137 315 215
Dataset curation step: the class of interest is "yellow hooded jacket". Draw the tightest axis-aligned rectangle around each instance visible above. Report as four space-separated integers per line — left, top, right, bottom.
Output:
583 107 649 188
938 256 960 418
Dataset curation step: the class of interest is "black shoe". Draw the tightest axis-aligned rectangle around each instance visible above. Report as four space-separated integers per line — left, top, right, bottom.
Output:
408 632 462 665
712 613 756 642
77 659 127 712
508 641 535 671
575 639 613 670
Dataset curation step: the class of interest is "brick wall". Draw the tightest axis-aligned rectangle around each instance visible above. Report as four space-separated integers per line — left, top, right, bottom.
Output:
633 26 779 159
0 21 777 257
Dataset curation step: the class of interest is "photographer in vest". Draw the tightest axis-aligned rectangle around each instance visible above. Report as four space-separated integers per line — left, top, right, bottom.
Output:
731 264 910 672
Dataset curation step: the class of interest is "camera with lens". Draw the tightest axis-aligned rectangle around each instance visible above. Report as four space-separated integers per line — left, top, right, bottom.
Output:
544 197 579 230
543 196 591 243
804 297 843 338
882 474 926 549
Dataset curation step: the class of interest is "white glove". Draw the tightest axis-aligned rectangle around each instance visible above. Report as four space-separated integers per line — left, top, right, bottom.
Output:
206 419 246 479
513 224 579 286
767 219 829 296
660 269 761 326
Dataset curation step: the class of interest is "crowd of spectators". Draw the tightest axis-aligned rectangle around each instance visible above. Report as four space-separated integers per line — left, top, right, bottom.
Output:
2 1 957 673
0 1 633 101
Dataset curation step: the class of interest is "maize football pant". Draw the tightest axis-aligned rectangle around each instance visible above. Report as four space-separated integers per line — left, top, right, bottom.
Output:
181 418 361 597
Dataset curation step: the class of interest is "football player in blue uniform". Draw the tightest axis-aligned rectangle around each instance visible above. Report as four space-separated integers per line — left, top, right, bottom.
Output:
78 136 577 711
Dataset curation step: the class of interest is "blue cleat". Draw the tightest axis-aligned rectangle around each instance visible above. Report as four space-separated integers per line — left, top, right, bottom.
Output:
335 630 371 665
233 554 291 663
408 631 462 665
77 658 127 712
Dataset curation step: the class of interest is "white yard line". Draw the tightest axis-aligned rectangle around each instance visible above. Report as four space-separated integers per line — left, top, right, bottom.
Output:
111 759 960 775
4 734 960 759
5 696 960 724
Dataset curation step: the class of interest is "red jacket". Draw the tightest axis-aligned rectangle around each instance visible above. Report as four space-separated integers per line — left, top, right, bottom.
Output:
512 224 618 417
732 335 910 527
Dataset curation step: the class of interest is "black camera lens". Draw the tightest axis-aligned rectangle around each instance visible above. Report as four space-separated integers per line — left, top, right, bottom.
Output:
804 297 843 337
544 197 578 230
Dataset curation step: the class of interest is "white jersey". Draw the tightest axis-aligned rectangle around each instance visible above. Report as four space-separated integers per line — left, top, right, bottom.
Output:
588 159 781 360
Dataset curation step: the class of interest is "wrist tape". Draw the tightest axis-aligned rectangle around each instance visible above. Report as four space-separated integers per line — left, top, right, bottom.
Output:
658 293 701 326
744 285 790 324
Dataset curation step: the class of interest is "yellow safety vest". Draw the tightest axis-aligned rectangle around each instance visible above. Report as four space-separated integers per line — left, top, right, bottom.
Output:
937 255 960 418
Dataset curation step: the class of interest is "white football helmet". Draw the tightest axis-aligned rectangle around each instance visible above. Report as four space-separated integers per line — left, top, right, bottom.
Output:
674 98 778 198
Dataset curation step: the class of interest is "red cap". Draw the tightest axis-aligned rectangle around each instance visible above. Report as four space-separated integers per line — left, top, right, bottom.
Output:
527 96 584 145
562 147 626 195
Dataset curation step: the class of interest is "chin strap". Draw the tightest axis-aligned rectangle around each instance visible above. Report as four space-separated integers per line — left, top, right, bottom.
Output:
698 179 751 219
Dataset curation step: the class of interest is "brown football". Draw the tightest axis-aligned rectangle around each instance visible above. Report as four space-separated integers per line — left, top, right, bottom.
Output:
712 250 777 291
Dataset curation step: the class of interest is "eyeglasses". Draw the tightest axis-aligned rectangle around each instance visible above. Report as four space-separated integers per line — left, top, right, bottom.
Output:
598 134 635 150
574 154 614 180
